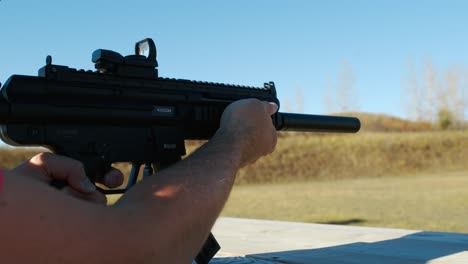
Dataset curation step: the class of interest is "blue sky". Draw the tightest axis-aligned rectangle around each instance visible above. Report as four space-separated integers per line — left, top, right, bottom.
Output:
1 0 468 118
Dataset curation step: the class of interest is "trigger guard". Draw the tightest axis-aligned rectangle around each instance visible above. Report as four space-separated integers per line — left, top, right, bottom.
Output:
97 187 128 195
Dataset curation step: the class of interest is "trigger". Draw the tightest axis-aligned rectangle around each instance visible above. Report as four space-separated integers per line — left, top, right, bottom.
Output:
143 163 153 177
123 163 140 190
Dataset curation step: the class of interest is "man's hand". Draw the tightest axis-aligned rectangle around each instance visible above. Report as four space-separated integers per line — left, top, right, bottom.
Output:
0 99 279 264
9 152 124 204
217 98 278 167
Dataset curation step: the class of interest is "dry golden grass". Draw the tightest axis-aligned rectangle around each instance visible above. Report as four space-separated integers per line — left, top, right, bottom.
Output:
1 130 467 185
0 147 44 169
3 119 466 233
342 112 433 132
234 130 468 184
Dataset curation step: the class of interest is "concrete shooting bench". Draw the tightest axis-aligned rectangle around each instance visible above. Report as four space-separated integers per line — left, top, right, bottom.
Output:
210 217 468 264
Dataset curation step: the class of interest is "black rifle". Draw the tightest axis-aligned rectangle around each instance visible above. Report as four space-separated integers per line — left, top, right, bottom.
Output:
0 38 360 264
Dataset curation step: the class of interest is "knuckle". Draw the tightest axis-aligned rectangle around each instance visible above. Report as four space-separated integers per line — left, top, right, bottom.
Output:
71 161 86 174
251 98 262 104
245 98 261 107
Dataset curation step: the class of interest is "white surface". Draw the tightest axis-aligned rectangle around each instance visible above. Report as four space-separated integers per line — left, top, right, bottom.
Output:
210 217 468 264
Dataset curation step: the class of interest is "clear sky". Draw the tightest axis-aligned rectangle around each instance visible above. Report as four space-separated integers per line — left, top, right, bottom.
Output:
1 0 468 118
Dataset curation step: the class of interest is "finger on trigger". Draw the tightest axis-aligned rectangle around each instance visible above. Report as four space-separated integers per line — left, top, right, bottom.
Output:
98 168 124 188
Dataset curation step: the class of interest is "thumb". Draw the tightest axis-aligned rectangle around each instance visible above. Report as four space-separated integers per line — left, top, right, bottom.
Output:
265 102 279 115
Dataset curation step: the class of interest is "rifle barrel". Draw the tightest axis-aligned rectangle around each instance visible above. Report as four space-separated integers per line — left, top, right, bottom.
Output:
276 112 360 133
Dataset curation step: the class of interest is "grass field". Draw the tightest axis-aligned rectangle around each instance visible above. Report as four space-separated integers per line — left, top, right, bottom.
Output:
2 130 467 185
2 114 467 233
105 170 468 233
234 130 468 184
221 170 468 233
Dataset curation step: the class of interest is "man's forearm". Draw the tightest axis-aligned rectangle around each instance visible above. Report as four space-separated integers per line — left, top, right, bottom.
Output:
0 99 276 264
113 130 243 262
0 132 242 264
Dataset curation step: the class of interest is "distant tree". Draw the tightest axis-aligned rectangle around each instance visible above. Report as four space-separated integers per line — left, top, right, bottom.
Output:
324 77 334 114
281 82 304 113
295 82 304 113
437 108 454 130
336 60 357 112
404 59 467 128
404 62 425 121
324 60 359 114
282 98 292 113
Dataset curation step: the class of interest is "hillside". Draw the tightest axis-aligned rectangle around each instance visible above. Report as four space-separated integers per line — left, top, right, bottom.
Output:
0 113 466 185
336 112 433 132
236 130 468 183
